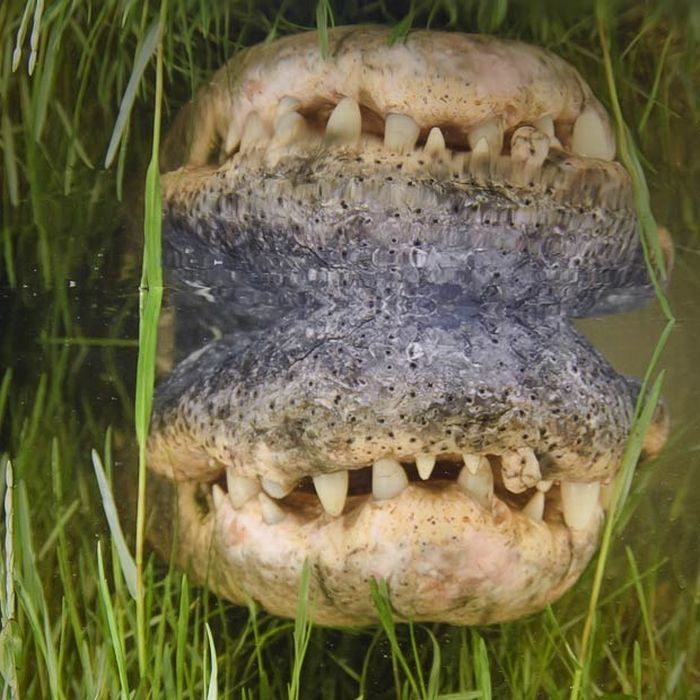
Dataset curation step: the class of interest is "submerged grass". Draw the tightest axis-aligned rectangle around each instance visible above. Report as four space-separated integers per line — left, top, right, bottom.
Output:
1 0 699 697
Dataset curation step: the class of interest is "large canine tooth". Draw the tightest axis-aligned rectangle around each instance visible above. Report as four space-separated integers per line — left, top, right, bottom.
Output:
561 481 601 529
501 448 541 493
510 125 549 167
271 111 307 148
415 454 436 480
571 107 615 160
462 453 488 476
372 458 408 500
212 483 226 510
261 478 294 499
534 114 555 138
468 118 503 157
226 469 260 508
223 121 240 156
424 126 446 156
384 113 420 153
325 96 362 144
522 491 545 522
258 492 285 525
240 112 270 152
275 95 301 120
313 471 348 516
457 459 493 508
600 480 615 510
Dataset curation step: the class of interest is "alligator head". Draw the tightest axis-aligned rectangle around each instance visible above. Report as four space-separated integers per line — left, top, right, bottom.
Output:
147 26 669 626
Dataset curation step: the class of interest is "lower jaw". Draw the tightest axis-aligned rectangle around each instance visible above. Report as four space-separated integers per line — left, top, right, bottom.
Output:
149 473 603 626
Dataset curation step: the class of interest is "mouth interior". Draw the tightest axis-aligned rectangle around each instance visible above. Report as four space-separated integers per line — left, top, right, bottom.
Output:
212 452 573 527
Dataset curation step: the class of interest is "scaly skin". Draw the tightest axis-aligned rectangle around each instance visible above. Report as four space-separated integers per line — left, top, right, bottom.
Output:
146 26 668 625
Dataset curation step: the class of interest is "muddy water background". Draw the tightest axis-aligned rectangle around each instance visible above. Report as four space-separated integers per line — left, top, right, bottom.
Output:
1 5 699 696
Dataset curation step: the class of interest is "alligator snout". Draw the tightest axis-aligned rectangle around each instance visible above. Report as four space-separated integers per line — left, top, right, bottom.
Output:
147 26 669 626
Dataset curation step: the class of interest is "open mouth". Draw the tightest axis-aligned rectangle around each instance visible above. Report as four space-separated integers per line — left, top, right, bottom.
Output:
213 450 602 529
148 26 668 626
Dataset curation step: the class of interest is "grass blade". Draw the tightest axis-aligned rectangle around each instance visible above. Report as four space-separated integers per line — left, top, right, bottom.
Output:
104 18 159 168
91 449 137 598
96 542 130 698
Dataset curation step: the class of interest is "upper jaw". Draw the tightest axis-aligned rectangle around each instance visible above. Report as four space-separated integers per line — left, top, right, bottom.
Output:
161 25 615 173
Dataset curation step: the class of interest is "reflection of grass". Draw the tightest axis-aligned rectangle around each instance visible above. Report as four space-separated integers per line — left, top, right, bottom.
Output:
1 0 699 697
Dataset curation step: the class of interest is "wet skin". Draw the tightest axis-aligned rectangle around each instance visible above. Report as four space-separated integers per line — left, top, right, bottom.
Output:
146 26 669 625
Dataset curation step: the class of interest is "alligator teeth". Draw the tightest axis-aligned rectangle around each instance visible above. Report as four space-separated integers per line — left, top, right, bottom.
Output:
275 95 301 120
457 458 493 508
223 121 240 157
501 448 541 493
424 126 446 156
226 469 260 508
313 471 348 516
384 113 420 153
212 483 226 510
258 492 286 524
522 491 545 522
415 454 436 480
270 111 307 148
571 107 615 160
462 453 487 476
261 478 295 499
471 137 490 159
325 96 362 144
468 117 503 158
510 125 549 167
372 458 408 500
534 114 555 138
600 480 615 510
536 479 553 493
240 112 270 152
561 481 601 529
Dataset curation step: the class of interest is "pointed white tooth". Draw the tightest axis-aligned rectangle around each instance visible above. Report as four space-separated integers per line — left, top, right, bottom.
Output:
226 469 260 509
561 481 601 529
468 118 503 157
600 480 615 510
258 492 285 524
372 458 408 500
271 111 307 148
536 479 553 493
462 453 488 476
522 491 545 522
571 107 615 160
534 115 555 138
424 127 446 156
415 454 436 480
261 478 294 499
510 125 550 167
384 113 420 153
312 471 348 516
457 459 493 508
325 96 362 144
240 112 270 152
471 137 490 160
212 483 226 510
223 121 240 157
275 95 301 120
501 448 542 493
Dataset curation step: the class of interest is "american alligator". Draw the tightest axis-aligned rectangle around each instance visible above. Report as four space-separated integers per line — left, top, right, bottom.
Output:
146 26 669 626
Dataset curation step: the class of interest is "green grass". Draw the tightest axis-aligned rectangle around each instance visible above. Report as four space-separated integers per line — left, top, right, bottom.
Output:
2 0 700 697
